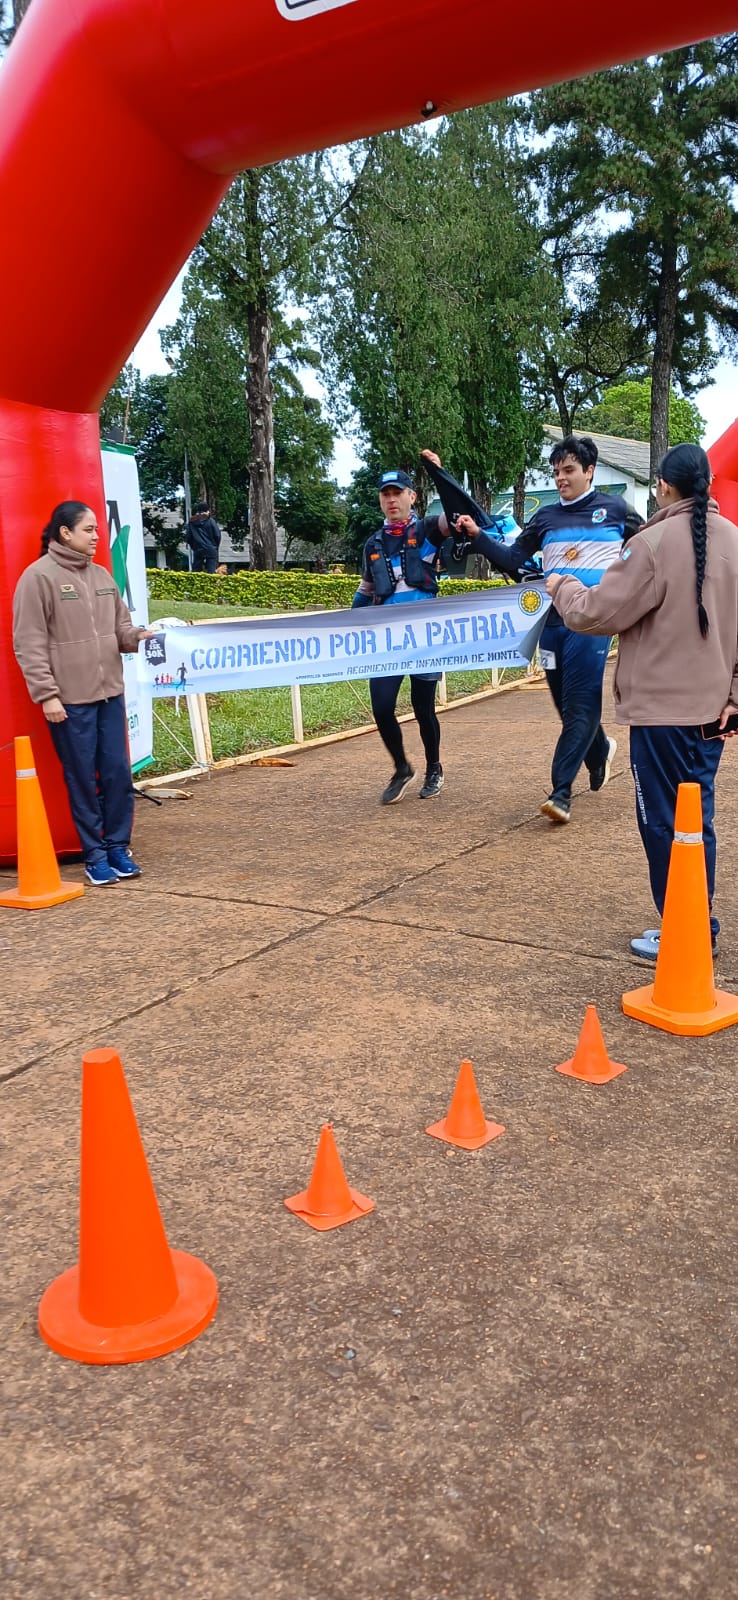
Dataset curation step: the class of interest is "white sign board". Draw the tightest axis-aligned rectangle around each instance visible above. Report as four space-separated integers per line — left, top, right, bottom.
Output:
100 441 154 772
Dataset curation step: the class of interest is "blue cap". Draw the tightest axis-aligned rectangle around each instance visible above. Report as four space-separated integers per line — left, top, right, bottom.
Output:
378 469 413 491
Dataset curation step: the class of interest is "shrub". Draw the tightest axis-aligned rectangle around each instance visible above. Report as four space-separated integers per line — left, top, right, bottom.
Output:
147 568 506 611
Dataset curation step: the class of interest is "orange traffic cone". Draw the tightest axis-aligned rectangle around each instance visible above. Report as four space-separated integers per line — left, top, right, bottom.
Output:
426 1058 505 1149
38 1048 218 1364
284 1123 375 1231
0 736 84 909
623 783 738 1036
555 1005 628 1084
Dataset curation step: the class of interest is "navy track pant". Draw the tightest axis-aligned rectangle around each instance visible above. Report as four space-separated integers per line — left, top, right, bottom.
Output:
629 724 723 937
49 695 134 864
540 619 611 801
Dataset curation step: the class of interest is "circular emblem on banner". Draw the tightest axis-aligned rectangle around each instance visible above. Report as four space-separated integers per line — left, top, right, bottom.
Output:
565 546 580 561
518 588 543 615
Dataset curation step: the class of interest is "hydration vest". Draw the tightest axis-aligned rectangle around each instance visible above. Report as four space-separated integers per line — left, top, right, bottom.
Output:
366 521 440 602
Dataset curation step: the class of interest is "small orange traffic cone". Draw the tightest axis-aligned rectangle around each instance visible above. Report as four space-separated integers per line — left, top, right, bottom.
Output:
285 1123 375 1231
0 736 84 909
555 1005 628 1084
623 783 738 1036
426 1059 505 1149
38 1048 218 1364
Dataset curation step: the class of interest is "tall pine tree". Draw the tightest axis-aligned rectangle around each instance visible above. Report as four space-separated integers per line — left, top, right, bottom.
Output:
532 37 738 487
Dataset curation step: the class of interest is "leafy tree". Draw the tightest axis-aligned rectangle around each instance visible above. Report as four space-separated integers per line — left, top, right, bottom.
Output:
579 379 704 445
344 464 383 562
100 367 185 557
1 0 30 45
161 281 249 537
274 363 343 557
432 105 553 507
320 116 552 510
319 130 465 475
531 37 738 491
190 156 360 568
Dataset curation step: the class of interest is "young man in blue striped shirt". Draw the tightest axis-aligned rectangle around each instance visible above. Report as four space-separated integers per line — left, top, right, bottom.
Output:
455 436 626 824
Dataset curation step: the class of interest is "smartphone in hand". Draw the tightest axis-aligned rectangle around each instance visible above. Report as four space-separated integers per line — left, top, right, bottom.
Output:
701 712 738 739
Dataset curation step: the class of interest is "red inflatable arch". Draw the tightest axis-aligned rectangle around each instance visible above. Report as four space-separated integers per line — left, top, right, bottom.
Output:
1 0 737 857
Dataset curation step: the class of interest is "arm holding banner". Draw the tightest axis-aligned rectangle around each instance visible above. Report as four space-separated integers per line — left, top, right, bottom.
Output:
454 514 542 578
419 452 540 576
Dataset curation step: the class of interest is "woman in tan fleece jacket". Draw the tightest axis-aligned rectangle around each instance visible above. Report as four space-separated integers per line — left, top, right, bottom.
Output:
545 444 738 960
13 500 153 887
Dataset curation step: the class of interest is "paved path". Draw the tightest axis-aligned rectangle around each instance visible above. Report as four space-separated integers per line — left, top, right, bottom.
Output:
2 669 736 1599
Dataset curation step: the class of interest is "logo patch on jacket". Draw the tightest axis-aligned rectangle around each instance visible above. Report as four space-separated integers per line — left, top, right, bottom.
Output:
592 508 607 523
95 586 116 595
59 584 78 598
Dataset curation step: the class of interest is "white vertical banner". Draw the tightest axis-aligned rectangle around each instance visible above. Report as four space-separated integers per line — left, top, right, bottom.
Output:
100 441 154 772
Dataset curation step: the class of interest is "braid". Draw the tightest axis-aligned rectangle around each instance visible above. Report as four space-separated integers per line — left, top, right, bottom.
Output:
690 471 710 639
657 444 712 641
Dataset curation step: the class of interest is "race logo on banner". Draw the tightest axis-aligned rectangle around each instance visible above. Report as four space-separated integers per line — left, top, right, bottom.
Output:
140 585 550 698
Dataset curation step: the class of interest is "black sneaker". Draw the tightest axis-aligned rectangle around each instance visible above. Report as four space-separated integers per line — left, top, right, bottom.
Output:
381 764 415 805
419 763 444 799
540 795 571 824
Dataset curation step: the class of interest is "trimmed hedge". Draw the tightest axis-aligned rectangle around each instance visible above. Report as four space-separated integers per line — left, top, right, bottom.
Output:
147 567 506 611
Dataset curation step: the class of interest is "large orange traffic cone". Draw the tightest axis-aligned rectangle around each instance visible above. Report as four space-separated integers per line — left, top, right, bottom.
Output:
623 783 738 1036
0 736 84 909
555 1005 628 1084
38 1049 218 1364
285 1123 375 1231
426 1059 505 1149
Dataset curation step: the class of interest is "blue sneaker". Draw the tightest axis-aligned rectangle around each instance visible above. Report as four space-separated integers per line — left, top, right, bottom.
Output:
107 847 142 879
85 859 119 887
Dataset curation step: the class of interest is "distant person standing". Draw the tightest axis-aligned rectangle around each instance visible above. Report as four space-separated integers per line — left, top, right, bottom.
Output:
185 502 221 573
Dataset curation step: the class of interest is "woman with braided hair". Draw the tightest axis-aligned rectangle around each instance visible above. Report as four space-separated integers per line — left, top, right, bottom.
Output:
545 443 738 960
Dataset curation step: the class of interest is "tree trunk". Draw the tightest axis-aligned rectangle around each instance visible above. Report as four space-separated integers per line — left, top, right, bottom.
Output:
470 477 491 514
512 468 526 526
246 291 277 570
649 239 678 513
545 359 572 436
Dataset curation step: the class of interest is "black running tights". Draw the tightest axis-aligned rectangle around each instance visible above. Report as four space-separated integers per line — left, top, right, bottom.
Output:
369 674 441 770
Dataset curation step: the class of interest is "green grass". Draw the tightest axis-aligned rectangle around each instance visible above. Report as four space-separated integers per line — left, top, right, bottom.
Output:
148 599 265 622
148 667 526 775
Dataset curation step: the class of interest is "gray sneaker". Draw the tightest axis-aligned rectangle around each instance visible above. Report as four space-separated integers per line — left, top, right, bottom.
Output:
631 928 718 960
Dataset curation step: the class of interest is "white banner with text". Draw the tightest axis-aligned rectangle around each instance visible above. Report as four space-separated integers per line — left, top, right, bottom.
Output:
140 584 550 697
